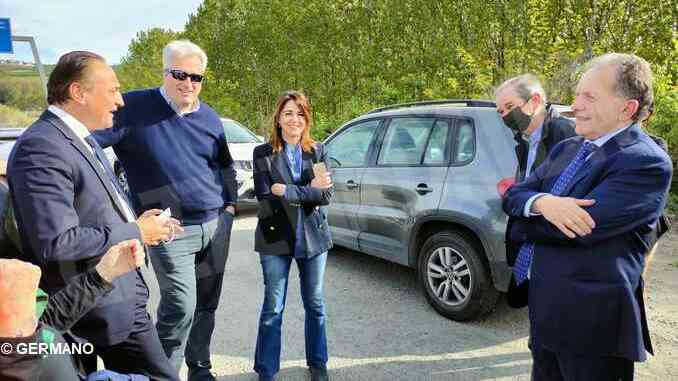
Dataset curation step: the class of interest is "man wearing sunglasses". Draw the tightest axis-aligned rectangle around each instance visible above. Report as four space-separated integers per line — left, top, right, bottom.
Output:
93 40 237 381
495 74 576 309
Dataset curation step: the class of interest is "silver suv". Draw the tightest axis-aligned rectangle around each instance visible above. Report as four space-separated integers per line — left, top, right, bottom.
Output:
324 100 517 321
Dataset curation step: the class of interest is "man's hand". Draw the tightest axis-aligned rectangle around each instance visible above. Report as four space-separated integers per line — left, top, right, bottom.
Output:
136 209 183 245
225 205 235 215
95 239 145 283
533 195 596 238
271 183 286 196
311 172 332 189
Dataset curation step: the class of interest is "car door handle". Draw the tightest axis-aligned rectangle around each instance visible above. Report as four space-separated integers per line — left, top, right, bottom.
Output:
346 180 359 189
415 183 433 195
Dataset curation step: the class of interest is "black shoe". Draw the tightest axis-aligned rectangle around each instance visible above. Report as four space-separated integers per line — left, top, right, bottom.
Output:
309 367 329 381
188 361 217 381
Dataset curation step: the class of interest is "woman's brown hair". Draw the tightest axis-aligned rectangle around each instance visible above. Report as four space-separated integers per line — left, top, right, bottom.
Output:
269 91 316 153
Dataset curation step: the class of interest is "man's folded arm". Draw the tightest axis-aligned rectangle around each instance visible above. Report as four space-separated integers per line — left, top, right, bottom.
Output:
511 154 672 247
503 147 555 217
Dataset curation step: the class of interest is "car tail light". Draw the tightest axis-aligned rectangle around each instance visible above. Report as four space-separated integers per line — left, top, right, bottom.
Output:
497 177 515 197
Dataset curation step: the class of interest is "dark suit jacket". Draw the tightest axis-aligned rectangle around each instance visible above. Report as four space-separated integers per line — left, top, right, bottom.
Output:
7 110 143 346
506 106 576 308
503 124 672 361
513 105 576 182
0 181 21 258
252 143 333 256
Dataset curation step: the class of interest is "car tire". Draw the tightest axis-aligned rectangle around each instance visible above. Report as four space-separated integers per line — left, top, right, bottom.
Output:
418 231 498 321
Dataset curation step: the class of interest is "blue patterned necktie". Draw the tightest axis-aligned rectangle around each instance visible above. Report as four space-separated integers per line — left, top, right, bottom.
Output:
513 142 596 284
84 135 129 204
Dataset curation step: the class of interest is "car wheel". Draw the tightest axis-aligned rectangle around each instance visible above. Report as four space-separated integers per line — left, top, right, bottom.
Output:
418 231 498 321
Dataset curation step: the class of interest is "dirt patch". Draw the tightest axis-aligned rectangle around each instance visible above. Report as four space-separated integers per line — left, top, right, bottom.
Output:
637 229 678 379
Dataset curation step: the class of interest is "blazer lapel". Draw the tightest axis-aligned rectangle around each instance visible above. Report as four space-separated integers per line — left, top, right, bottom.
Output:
301 150 315 184
44 111 132 221
561 124 641 196
561 149 602 196
271 151 293 184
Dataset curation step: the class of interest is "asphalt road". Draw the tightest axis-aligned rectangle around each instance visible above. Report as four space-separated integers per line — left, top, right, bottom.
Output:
140 211 677 381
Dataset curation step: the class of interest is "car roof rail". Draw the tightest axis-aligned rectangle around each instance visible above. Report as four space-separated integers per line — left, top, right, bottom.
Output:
367 99 496 114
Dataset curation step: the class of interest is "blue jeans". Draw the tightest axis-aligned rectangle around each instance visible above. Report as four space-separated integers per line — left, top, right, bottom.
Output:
254 252 328 379
149 211 233 373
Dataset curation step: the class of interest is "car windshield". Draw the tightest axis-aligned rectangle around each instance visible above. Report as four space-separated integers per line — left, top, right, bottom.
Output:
222 119 259 143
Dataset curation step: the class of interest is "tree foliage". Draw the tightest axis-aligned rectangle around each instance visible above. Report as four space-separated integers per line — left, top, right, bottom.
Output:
117 28 182 90
2 0 675 170
115 0 676 142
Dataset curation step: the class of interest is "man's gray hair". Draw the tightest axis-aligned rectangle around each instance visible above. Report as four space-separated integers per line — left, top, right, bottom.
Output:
496 74 547 103
162 40 208 72
584 53 653 122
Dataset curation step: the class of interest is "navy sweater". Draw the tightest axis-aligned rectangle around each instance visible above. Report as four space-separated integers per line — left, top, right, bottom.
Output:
93 88 237 224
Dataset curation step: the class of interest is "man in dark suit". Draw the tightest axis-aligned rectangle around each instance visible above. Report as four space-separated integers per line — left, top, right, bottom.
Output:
495 74 576 307
7 51 180 380
503 53 672 380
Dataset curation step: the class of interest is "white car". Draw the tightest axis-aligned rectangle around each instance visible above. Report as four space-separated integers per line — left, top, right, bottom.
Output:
220 117 263 207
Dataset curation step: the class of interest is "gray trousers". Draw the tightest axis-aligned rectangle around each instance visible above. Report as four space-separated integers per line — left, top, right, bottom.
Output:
149 211 234 372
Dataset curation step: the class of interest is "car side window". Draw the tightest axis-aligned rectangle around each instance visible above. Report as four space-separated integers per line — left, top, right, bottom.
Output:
423 120 451 165
378 118 434 166
454 119 475 163
327 119 380 168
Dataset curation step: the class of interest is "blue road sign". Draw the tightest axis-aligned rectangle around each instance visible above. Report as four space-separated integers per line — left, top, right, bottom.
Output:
0 18 13 54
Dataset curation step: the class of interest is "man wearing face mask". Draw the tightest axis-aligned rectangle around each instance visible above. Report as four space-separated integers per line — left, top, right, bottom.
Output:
496 74 576 182
495 74 575 308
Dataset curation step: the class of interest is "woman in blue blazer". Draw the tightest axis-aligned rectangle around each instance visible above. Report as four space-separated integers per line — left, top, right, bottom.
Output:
252 91 333 381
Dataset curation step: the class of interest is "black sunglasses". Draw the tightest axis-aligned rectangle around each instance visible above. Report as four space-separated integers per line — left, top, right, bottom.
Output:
165 69 204 83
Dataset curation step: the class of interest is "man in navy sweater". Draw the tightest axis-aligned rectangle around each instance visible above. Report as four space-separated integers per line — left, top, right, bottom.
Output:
93 40 237 381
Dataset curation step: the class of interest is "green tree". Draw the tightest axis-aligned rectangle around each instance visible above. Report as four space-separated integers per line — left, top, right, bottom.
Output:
117 28 182 91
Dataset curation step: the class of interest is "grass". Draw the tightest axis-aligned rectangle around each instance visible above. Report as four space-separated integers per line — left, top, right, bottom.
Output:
0 104 36 128
0 64 54 78
7 69 40 77
668 192 678 216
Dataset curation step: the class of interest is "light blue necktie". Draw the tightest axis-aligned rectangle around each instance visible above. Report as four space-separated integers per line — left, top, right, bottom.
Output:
513 142 596 284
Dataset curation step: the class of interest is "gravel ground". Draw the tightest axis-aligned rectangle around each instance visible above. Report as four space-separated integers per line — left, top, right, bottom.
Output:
139 211 678 380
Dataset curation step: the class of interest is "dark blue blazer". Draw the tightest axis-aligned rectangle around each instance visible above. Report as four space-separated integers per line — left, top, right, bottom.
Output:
503 124 672 361
7 110 143 346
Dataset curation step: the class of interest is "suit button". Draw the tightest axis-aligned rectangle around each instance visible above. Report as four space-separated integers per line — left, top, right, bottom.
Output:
270 226 275 231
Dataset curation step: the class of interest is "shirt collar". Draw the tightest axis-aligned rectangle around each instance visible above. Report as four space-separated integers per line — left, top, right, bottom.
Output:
284 142 301 155
47 105 92 142
586 123 635 148
527 122 544 145
159 86 201 116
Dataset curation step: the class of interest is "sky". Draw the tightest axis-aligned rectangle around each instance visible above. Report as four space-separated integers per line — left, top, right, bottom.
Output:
0 0 203 64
